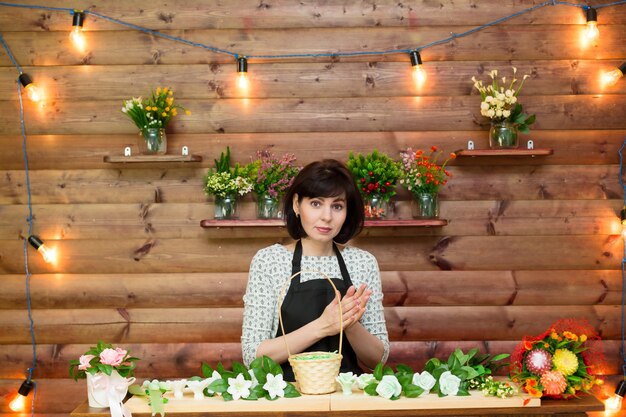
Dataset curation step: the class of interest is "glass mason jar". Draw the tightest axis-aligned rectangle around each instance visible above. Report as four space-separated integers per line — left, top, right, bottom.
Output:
139 127 167 154
411 192 439 219
256 194 281 219
489 120 519 149
364 193 390 219
214 194 239 219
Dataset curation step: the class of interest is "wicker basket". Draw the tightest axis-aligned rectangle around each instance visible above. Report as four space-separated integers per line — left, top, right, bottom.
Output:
278 269 343 395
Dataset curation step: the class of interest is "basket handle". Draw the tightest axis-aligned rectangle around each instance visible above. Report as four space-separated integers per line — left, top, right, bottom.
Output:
277 269 343 358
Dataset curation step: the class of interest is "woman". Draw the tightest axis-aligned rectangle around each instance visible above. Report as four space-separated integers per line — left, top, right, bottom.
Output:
241 159 389 380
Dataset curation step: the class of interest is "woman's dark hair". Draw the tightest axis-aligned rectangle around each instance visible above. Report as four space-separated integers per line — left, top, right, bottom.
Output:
283 159 364 244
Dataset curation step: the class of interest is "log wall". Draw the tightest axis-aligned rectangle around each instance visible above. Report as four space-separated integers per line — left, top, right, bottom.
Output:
1 0 625 414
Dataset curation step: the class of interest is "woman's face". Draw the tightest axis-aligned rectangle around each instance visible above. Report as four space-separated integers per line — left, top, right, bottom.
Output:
294 193 347 244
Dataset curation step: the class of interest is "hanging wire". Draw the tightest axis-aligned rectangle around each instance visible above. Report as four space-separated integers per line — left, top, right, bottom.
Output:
0 0 625 59
1 33 38 417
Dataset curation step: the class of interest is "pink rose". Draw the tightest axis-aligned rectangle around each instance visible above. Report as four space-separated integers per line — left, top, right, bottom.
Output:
115 347 128 364
78 354 95 370
99 348 124 366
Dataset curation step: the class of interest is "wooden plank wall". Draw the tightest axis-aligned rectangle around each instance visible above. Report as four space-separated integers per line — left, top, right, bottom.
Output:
1 0 626 414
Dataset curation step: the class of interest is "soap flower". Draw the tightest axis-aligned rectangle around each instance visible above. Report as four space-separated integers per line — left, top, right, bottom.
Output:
69 341 139 380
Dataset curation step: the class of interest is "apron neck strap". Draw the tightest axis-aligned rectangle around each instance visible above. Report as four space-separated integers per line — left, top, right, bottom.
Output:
291 240 352 285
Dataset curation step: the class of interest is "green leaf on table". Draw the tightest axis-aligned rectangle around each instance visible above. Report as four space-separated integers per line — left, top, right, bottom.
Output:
201 362 213 378
284 383 301 398
364 382 379 396
396 364 413 375
232 361 247 376
373 363 383 380
207 378 228 394
403 384 424 398
128 385 146 396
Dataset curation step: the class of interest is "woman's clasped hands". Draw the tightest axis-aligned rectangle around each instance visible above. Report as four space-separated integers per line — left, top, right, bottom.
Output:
318 284 372 337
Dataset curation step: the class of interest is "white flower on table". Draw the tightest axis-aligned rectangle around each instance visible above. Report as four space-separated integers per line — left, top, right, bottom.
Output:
227 373 252 400
186 379 209 400
375 375 402 399
263 373 287 399
167 379 187 399
336 372 357 395
412 371 436 396
356 373 376 390
248 369 259 389
204 370 222 395
439 371 461 396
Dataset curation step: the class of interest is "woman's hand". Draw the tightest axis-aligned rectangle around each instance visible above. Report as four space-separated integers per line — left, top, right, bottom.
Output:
316 285 372 337
341 284 372 330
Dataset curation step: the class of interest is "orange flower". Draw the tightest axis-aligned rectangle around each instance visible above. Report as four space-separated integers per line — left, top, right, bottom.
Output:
449 152 457 159
431 145 438 152
563 331 578 341
580 334 587 342
540 371 567 395
527 387 543 398
525 378 538 388
524 340 534 350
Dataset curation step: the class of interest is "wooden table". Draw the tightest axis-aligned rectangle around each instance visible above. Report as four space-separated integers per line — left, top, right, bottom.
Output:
71 395 604 417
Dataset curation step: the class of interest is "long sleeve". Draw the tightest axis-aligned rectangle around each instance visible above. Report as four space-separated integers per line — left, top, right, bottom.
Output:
241 250 280 366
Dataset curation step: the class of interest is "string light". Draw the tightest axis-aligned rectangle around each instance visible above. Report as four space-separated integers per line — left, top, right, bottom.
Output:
584 7 600 41
607 380 626 411
69 10 86 52
8 379 34 412
602 62 626 87
18 73 43 103
236 56 249 91
409 50 427 88
27 235 57 264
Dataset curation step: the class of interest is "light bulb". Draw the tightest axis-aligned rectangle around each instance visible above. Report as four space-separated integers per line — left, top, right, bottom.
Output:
236 57 249 91
9 393 26 412
28 235 57 264
606 393 623 410
18 73 43 103
409 50 426 88
606 380 626 411
69 11 86 51
413 65 427 86
602 63 626 87
585 8 599 41
237 72 249 90
9 380 34 412
70 27 86 51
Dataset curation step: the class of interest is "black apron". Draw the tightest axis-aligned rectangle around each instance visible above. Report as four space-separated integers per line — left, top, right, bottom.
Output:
276 240 361 381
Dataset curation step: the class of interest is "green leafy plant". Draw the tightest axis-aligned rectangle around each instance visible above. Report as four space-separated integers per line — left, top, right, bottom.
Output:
203 147 253 198
202 356 301 401
361 348 511 400
346 150 401 203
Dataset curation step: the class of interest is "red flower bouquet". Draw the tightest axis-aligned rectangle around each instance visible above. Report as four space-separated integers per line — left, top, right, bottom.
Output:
510 319 605 399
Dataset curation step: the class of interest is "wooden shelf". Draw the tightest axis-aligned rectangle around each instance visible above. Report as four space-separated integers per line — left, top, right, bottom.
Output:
200 219 448 228
456 148 553 157
103 155 203 163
